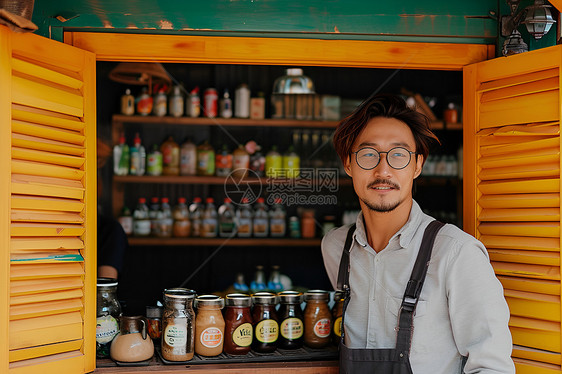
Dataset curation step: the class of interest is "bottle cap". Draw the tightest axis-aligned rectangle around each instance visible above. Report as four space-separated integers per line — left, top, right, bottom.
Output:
206 197 214 203
224 197 232 203
178 197 186 204
193 197 202 203
151 197 159 203
161 197 169 204
138 197 146 204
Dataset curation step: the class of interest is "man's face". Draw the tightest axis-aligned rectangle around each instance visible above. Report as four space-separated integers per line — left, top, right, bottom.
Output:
344 116 423 213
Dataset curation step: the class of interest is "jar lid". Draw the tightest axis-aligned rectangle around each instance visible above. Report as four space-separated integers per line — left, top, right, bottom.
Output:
163 288 196 299
225 293 252 307
304 290 330 302
334 291 345 302
195 294 224 308
146 305 163 318
252 292 277 305
278 290 303 304
97 277 118 287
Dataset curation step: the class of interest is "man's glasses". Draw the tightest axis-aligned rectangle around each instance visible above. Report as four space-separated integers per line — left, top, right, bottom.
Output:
352 146 417 170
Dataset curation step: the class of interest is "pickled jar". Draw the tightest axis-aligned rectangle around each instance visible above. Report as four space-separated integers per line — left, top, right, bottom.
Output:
251 292 278 353
161 288 196 361
331 291 344 345
277 291 304 349
224 293 253 355
96 278 122 358
303 290 332 348
195 295 225 357
146 306 163 342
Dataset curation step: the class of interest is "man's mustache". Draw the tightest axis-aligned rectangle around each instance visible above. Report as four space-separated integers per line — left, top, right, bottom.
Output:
367 179 400 190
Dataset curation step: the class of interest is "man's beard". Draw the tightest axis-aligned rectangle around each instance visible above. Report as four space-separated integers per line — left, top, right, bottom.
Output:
361 197 400 213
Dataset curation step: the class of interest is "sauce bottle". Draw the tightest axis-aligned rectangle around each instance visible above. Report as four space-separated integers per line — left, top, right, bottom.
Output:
251 292 279 353
146 144 163 176
133 198 151 237
303 290 332 348
161 136 180 176
215 145 233 177
120 88 135 115
173 197 191 237
153 87 168 117
186 87 200 118
129 133 146 176
113 133 129 176
224 293 253 355
265 146 282 178
194 295 225 357
189 197 203 237
196 141 215 176
232 144 250 178
169 85 184 118
136 87 153 116
236 198 253 237
161 288 196 362
332 291 344 345
253 198 269 237
201 197 218 238
277 291 304 350
282 145 300 178
180 138 197 176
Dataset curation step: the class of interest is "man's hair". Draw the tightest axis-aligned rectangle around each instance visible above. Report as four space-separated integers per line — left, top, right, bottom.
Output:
333 93 440 166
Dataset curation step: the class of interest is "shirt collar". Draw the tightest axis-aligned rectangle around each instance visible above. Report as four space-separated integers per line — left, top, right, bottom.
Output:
353 200 424 250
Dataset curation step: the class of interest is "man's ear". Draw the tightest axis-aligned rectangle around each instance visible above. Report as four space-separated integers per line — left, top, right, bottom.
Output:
413 154 423 179
343 156 352 177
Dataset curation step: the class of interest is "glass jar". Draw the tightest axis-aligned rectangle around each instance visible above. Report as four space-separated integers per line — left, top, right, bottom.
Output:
195 295 225 357
277 291 304 349
303 290 332 348
96 278 122 358
331 291 344 345
146 305 163 341
251 292 279 353
224 293 253 355
110 316 154 363
161 288 196 361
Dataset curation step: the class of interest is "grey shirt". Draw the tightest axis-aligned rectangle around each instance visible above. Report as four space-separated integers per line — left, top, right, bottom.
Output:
321 201 515 373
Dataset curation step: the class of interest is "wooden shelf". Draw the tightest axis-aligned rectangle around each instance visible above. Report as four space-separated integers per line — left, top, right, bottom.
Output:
112 114 339 128
429 121 463 131
127 237 322 247
113 175 353 186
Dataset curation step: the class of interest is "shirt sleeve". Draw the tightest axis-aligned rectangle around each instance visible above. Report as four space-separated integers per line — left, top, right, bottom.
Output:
321 227 345 290
445 239 515 374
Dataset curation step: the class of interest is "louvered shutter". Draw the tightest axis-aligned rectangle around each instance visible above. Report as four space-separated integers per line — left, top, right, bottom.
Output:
0 27 97 373
464 45 562 373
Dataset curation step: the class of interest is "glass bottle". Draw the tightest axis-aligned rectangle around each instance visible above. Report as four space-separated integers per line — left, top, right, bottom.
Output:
253 198 269 237
236 198 253 237
186 86 200 118
201 197 218 238
189 197 203 237
161 136 180 176
265 146 282 178
332 291 344 345
224 293 253 355
96 278 122 358
250 265 267 294
301 209 316 238
148 197 160 237
129 132 146 176
118 205 133 236
233 273 249 293
196 141 215 176
277 291 304 349
215 145 233 177
282 145 300 178
133 198 151 237
157 197 173 238
269 198 286 238
194 295 225 357
303 290 332 348
110 315 154 363
147 144 163 176
267 265 283 292
161 288 196 362
232 144 250 178
153 87 167 117
136 86 153 116
173 197 191 237
180 138 197 176
220 89 233 118
120 88 135 116
249 145 266 177
169 85 184 118
113 132 129 176
251 292 278 353
218 197 237 237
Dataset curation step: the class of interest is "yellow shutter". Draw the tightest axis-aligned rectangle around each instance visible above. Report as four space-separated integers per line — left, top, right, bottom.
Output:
464 45 562 372
0 26 97 373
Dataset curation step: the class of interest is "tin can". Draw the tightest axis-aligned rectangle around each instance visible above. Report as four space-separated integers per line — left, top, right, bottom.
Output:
203 88 218 118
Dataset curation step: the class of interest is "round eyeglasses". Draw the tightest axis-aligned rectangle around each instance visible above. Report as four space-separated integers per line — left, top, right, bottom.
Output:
352 146 417 170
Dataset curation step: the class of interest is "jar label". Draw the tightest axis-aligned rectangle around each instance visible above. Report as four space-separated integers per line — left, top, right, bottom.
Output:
232 323 253 347
164 324 188 347
200 327 223 348
280 317 303 340
313 318 331 338
333 316 342 337
255 319 278 343
96 315 119 344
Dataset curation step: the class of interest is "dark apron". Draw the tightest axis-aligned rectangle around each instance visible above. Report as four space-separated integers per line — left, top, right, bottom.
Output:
336 220 444 374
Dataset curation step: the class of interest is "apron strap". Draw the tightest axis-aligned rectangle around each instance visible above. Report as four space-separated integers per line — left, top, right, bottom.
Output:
395 220 445 354
336 223 356 343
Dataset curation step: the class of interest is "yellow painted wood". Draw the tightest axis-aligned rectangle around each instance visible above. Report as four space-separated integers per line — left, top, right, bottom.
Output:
9 352 83 373
492 261 560 280
12 120 85 146
10 263 83 281
480 77 558 103
11 160 85 181
479 179 559 195
12 147 84 168
65 32 490 70
10 288 82 306
9 311 82 350
481 235 559 252
11 174 84 200
479 68 558 93
479 222 560 237
12 134 84 157
12 105 85 133
10 278 83 296
498 276 560 296
12 75 83 118
485 122 560 136
480 136 559 157
11 195 84 213
10 238 84 252
480 135 557 147
488 249 559 266
478 162 559 181
510 325 560 353
9 340 81 363
479 148 559 169
11 210 83 224
504 289 560 321
479 207 560 221
10 223 85 238
12 59 83 91
514 358 561 374
10 299 83 320
479 194 559 209
513 345 561 365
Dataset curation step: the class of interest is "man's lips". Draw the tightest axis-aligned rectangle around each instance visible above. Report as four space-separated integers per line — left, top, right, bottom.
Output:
367 179 399 190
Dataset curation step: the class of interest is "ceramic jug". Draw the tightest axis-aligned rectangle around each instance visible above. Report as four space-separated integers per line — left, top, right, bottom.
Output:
110 315 154 362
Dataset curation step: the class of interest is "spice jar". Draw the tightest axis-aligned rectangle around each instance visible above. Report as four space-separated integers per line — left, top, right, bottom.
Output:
110 316 154 363
303 290 332 348
331 291 344 345
195 295 225 357
146 306 163 341
161 288 196 361
301 210 316 238
224 293 253 355
96 278 122 358
251 292 279 353
277 291 304 349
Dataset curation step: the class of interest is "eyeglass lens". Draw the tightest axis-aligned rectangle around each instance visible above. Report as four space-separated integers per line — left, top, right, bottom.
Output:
356 147 412 170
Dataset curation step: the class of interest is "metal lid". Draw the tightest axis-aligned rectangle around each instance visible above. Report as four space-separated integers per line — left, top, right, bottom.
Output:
272 68 315 94
252 292 277 305
146 305 163 318
163 288 196 299
195 294 224 308
225 293 252 307
304 289 330 302
278 290 303 304
97 277 118 287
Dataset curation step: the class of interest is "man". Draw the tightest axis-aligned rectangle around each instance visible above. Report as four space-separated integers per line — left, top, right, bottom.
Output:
322 94 514 373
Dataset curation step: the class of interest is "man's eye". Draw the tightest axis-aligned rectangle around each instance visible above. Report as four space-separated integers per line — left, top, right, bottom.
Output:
363 152 376 158
391 150 407 158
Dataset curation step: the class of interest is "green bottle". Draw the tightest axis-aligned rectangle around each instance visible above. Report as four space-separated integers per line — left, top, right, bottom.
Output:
282 145 300 178
265 145 282 178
